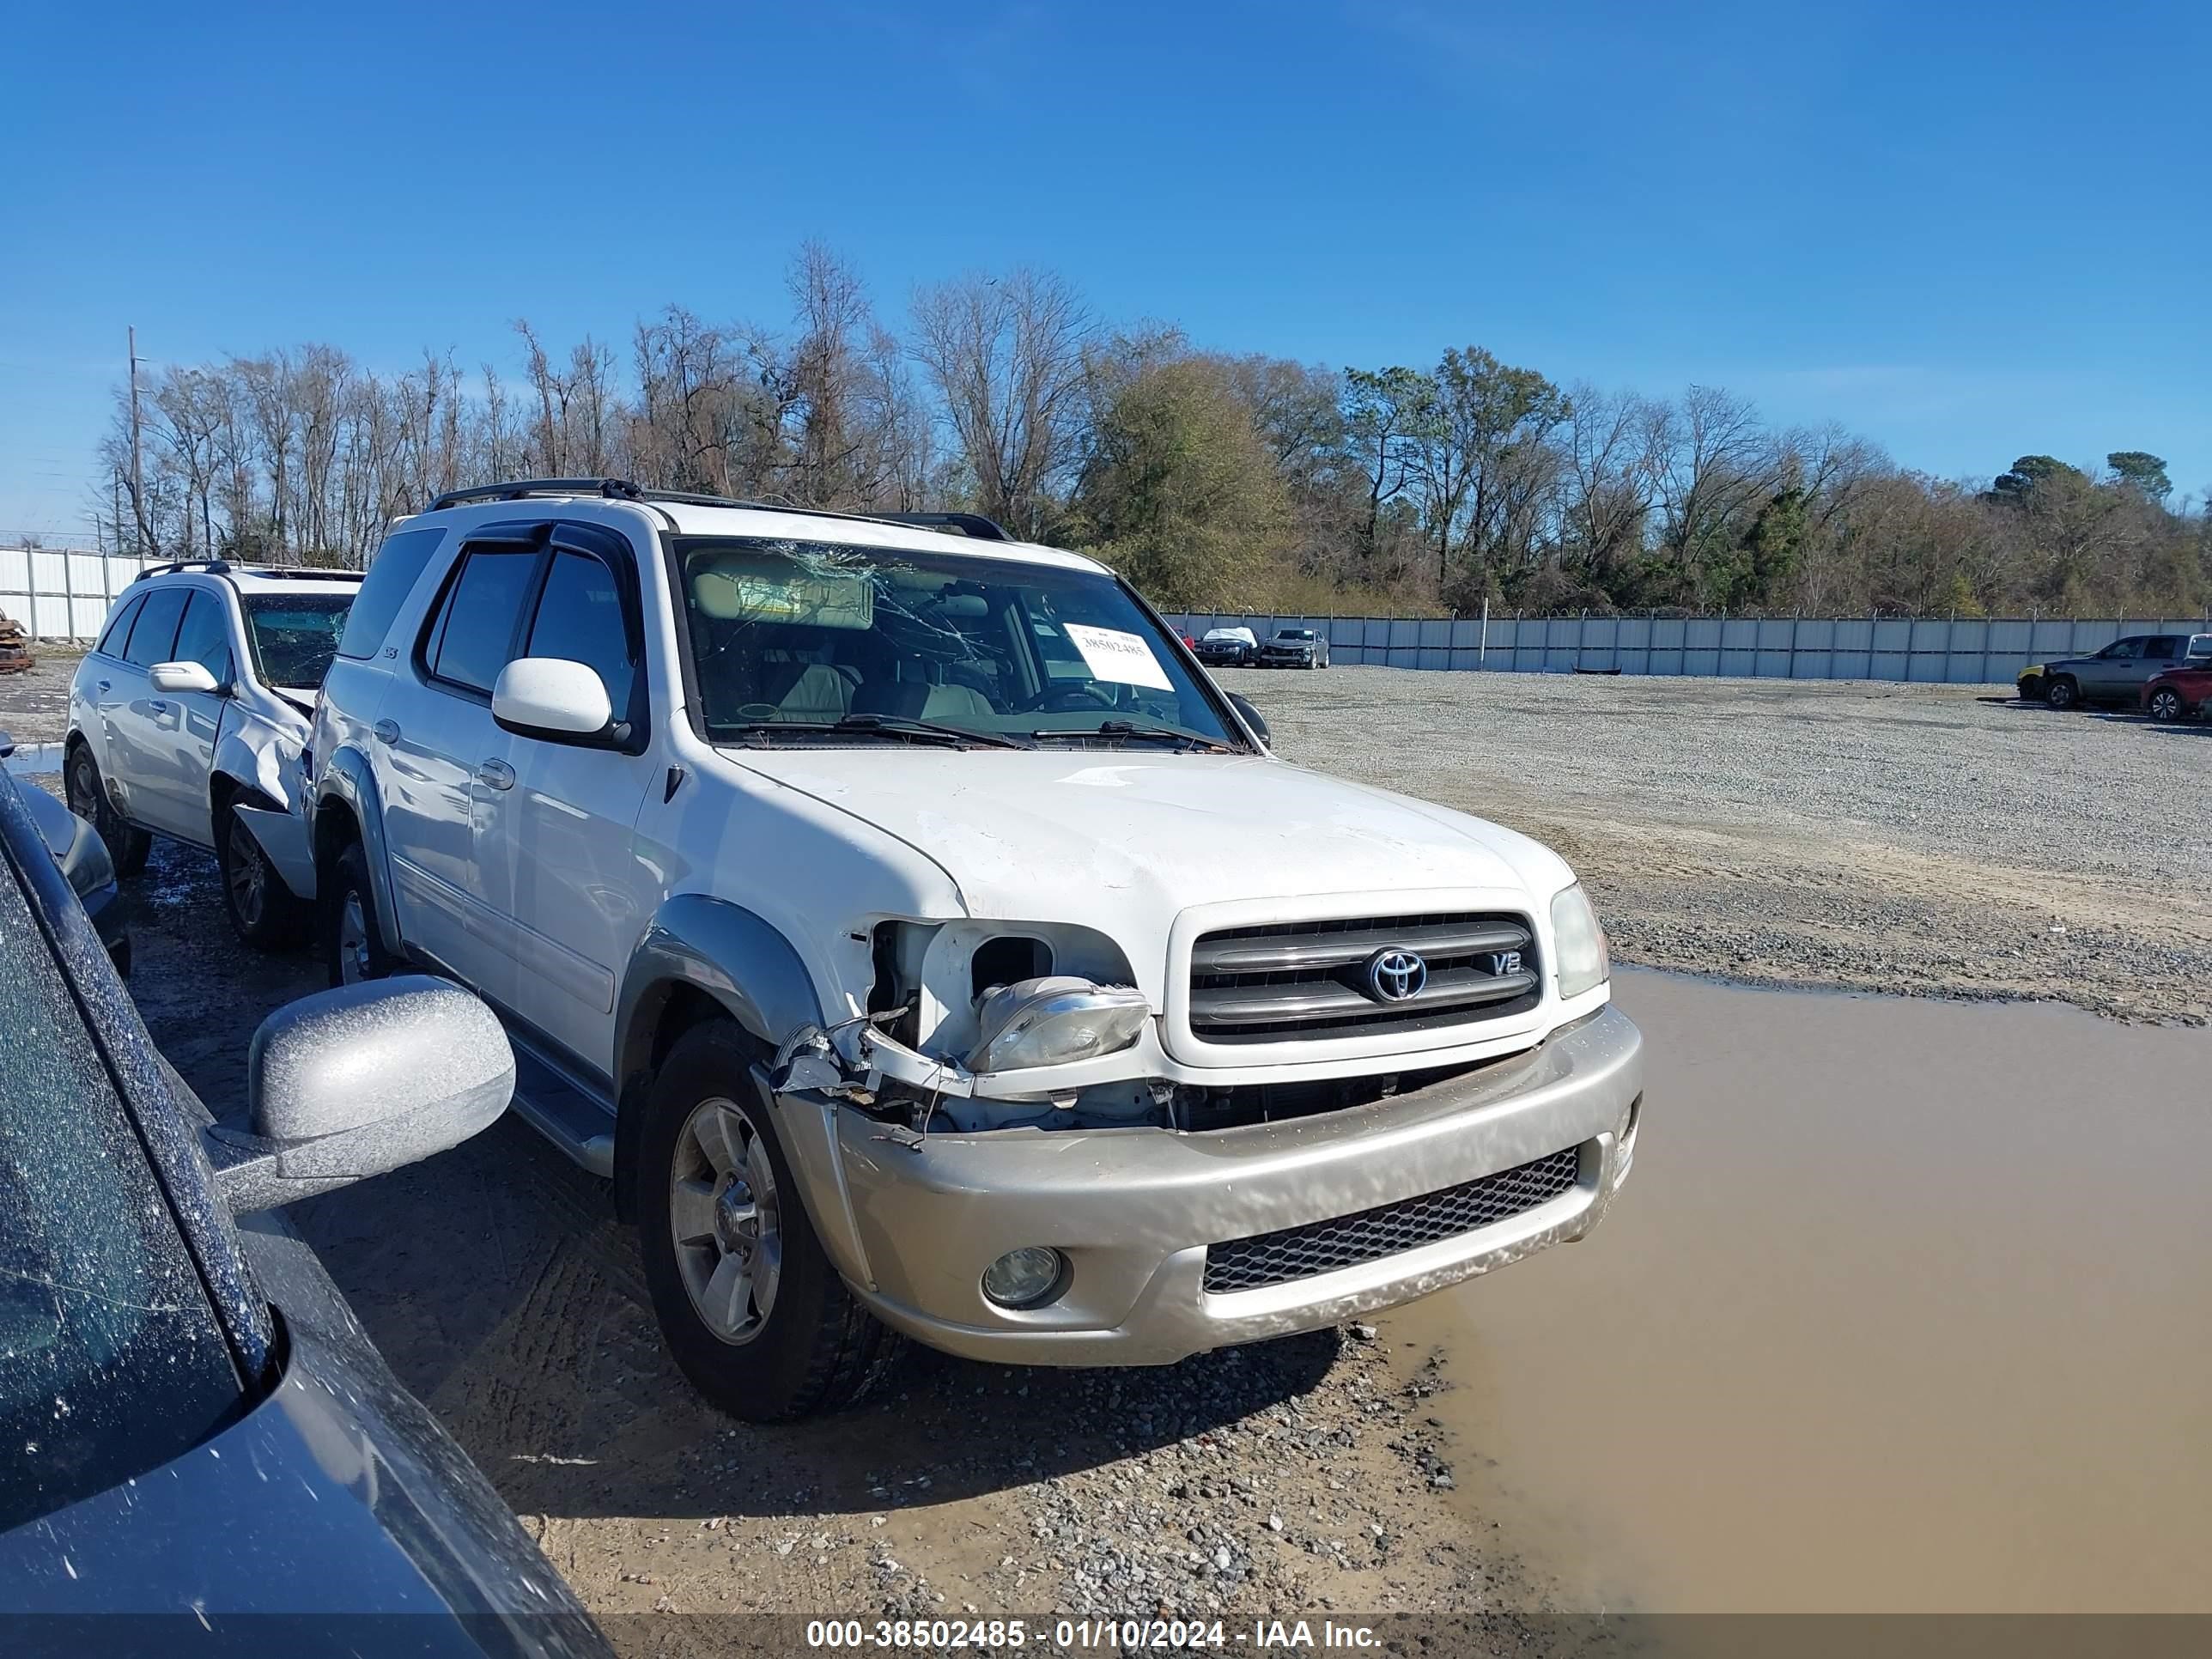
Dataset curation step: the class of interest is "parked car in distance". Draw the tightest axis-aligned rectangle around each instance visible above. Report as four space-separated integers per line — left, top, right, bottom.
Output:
1194 626 1260 666
309 478 1641 1424
1259 626 1330 669
2017 631 2211 709
0 763 605 1653
1 729 129 974
2142 660 2212 724
67 559 362 948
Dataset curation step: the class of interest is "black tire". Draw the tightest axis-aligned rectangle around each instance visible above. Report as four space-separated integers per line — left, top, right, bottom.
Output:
216 802 310 951
637 1022 899 1422
2044 677 2080 711
65 743 151 878
2017 676 2045 703
2147 687 2185 724
320 839 399 986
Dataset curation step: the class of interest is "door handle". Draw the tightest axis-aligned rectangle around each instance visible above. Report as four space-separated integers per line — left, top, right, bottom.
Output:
373 720 401 744
477 758 515 791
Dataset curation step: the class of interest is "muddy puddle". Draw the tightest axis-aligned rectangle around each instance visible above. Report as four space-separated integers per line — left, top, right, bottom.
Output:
1387 968 2212 1613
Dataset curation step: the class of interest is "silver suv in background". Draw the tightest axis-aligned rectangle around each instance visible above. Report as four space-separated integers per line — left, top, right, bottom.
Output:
67 561 360 946
2019 632 2212 709
1259 627 1330 669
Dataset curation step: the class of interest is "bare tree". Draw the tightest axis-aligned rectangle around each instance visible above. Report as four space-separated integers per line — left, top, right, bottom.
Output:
908 268 1091 538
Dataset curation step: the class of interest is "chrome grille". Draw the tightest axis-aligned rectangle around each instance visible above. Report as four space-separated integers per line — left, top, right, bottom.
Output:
1201 1146 1583 1295
1188 911 1539 1042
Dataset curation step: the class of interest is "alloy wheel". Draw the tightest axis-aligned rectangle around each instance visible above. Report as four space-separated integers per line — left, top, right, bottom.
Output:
336 890 374 983
226 824 267 929
669 1098 783 1346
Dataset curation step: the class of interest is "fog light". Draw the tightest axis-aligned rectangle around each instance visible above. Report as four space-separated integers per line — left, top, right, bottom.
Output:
981 1247 1067 1309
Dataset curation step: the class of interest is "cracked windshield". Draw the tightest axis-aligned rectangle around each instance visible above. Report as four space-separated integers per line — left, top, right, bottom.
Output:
678 538 1239 749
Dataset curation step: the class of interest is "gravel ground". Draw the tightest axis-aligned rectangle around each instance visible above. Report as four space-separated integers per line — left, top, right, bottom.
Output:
10 659 2205 1642
0 647 78 745
1230 666 2212 1024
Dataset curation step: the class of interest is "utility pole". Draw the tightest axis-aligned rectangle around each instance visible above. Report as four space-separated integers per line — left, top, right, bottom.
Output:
127 325 149 558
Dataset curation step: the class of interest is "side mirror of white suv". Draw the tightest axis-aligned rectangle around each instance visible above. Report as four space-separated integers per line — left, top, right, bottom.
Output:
149 660 222 696
491 657 625 746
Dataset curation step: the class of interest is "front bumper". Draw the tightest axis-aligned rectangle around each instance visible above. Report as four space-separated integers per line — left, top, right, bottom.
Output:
780 1004 1642 1365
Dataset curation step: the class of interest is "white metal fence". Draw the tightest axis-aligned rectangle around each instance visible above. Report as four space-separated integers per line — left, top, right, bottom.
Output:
1164 611 2212 684
0 549 150 641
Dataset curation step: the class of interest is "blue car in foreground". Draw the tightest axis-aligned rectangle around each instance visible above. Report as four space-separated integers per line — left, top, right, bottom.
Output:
0 744 609 1656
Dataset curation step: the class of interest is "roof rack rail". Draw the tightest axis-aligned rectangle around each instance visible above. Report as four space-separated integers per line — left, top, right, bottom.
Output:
426 477 647 511
874 512 1008 541
421 480 1013 544
132 556 233 582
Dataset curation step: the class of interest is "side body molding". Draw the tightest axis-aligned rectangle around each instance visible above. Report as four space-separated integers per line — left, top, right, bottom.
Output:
313 745 404 956
611 896 874 1289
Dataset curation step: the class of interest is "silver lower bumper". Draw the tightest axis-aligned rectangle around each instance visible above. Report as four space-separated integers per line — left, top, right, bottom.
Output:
773 1003 1644 1366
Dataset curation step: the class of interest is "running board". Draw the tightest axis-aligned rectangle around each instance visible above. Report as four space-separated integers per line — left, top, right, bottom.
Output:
506 1036 617 1178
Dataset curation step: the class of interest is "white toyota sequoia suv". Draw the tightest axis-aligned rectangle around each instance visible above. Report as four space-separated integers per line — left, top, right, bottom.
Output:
309 479 1644 1420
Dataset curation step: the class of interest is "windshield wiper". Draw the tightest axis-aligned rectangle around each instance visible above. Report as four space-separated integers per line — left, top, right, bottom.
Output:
1031 720 1238 753
718 714 1035 750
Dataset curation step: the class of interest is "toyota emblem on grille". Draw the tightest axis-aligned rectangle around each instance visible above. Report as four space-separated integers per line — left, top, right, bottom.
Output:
1364 949 1428 1003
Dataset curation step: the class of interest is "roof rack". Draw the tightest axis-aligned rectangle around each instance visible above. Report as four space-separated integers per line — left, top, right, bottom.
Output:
427 477 647 511
421 479 1012 544
133 557 232 582
874 512 1008 542
131 557 363 584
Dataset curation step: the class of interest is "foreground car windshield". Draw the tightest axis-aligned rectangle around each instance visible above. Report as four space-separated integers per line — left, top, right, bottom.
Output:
0 858 240 1532
677 538 1238 746
244 594 352 690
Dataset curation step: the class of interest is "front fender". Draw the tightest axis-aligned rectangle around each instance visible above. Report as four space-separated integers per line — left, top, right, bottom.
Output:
611 898 872 1287
314 746 403 956
216 719 315 900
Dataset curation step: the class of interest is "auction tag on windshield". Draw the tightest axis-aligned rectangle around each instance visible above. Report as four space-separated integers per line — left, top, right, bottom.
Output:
1062 623 1173 690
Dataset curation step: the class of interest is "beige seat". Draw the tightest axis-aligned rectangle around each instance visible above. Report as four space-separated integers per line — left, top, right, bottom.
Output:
920 682 995 723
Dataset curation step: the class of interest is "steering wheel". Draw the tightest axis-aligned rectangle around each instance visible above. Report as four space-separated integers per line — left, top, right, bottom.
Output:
1019 683 1121 714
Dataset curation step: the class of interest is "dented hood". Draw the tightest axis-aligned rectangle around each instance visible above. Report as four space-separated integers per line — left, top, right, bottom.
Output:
718 748 1568 920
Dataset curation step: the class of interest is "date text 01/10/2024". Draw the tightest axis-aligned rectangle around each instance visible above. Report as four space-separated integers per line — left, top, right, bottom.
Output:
802 1617 1382 1649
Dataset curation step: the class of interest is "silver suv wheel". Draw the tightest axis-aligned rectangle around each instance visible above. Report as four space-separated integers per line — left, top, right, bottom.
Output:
336 891 374 983
670 1098 782 1345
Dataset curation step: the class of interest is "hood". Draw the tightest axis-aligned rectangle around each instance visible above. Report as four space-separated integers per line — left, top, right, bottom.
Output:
716 747 1569 921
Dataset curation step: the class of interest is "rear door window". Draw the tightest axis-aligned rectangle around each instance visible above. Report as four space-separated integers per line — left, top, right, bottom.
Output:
424 545 540 695
95 593 144 657
2143 635 2185 659
122 587 188 669
337 526 447 661
170 590 235 685
524 550 636 718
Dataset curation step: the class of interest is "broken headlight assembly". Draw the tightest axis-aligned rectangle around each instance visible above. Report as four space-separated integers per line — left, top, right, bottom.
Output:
967 976 1151 1073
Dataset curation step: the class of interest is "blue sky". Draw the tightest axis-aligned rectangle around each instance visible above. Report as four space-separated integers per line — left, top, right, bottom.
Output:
4 0 2207 540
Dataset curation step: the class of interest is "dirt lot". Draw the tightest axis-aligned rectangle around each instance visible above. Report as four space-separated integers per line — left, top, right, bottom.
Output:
9 659 2207 1640
1231 665 2212 1024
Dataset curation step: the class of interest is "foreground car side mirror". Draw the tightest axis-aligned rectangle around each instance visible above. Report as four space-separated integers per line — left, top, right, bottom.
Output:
202 976 514 1214
491 657 627 746
1227 691 1271 748
149 660 222 696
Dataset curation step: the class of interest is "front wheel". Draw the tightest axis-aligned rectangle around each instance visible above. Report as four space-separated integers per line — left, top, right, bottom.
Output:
2044 677 2080 711
217 804 310 950
637 1022 898 1421
66 744 150 877
2148 687 2185 724
320 840 399 986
